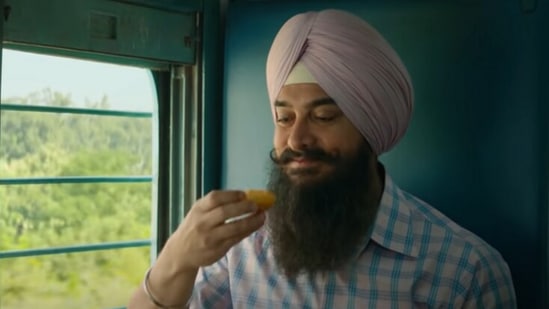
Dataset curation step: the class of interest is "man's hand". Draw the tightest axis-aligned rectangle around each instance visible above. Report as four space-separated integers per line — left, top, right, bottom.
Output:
128 190 265 309
163 190 266 272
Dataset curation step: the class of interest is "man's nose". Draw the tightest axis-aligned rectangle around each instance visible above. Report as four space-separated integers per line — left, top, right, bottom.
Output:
287 119 316 151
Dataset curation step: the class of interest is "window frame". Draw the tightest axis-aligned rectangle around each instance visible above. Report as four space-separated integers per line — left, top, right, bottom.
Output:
0 1 202 306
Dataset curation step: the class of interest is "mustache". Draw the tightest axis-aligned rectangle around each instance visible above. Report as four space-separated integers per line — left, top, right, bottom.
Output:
270 148 337 165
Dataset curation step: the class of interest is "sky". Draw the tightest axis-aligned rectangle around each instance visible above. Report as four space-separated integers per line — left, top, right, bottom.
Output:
0 49 156 112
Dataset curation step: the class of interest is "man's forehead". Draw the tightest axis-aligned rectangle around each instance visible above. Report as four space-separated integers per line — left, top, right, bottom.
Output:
274 96 337 109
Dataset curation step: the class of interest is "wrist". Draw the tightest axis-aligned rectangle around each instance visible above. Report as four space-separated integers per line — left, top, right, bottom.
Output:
143 264 197 309
153 252 199 278
143 267 189 308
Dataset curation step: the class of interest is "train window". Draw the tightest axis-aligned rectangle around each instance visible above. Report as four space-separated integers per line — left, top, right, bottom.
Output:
0 49 156 308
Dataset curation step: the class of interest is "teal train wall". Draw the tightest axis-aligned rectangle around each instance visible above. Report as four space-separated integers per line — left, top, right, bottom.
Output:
220 1 548 307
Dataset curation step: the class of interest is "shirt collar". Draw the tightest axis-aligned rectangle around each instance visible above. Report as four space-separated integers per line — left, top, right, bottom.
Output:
353 171 420 259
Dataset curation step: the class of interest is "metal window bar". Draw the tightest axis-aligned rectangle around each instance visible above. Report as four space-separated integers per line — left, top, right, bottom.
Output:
0 103 153 118
0 176 152 185
0 239 151 259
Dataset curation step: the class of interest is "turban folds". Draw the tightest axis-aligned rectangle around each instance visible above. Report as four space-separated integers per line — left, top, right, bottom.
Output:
266 9 414 155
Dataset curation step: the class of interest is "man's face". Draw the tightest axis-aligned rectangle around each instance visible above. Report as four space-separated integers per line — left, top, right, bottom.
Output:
268 83 381 278
273 83 365 185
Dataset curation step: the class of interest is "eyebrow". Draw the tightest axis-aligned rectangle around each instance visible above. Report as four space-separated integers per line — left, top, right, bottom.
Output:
274 97 336 108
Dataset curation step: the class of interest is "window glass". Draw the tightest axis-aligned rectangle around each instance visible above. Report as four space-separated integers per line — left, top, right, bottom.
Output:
0 49 156 308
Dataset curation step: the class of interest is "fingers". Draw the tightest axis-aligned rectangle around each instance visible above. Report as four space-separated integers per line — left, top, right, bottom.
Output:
198 190 246 212
166 191 266 269
211 211 265 244
208 199 258 227
189 212 264 259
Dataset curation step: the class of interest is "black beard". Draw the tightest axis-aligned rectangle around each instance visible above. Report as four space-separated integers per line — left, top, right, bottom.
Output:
266 144 381 278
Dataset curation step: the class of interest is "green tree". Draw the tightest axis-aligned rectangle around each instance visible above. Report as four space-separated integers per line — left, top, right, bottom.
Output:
0 89 153 308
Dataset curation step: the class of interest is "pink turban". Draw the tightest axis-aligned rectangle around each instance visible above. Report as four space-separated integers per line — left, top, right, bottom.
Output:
266 9 414 155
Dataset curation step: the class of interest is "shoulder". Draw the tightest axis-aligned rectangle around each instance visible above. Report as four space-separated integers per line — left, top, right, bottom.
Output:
401 187 504 266
396 185 516 307
373 174 505 264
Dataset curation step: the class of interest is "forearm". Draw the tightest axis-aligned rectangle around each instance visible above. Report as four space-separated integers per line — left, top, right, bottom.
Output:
128 257 198 309
127 190 263 308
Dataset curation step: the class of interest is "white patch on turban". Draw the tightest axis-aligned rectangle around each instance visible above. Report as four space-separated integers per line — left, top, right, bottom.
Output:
283 61 318 85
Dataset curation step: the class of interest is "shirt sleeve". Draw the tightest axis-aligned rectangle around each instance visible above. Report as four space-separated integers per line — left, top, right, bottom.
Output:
462 251 517 309
188 255 232 309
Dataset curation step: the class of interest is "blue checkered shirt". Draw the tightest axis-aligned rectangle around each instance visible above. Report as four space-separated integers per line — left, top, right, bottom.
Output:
190 173 517 308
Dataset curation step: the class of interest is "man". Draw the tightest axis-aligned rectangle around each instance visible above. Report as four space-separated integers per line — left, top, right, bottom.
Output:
129 9 517 308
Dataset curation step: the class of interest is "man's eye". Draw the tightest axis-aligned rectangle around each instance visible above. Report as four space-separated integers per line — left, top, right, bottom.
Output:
313 115 335 122
276 116 291 124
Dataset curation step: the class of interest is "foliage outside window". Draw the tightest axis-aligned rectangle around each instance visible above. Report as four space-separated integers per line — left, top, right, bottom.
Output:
0 50 155 308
